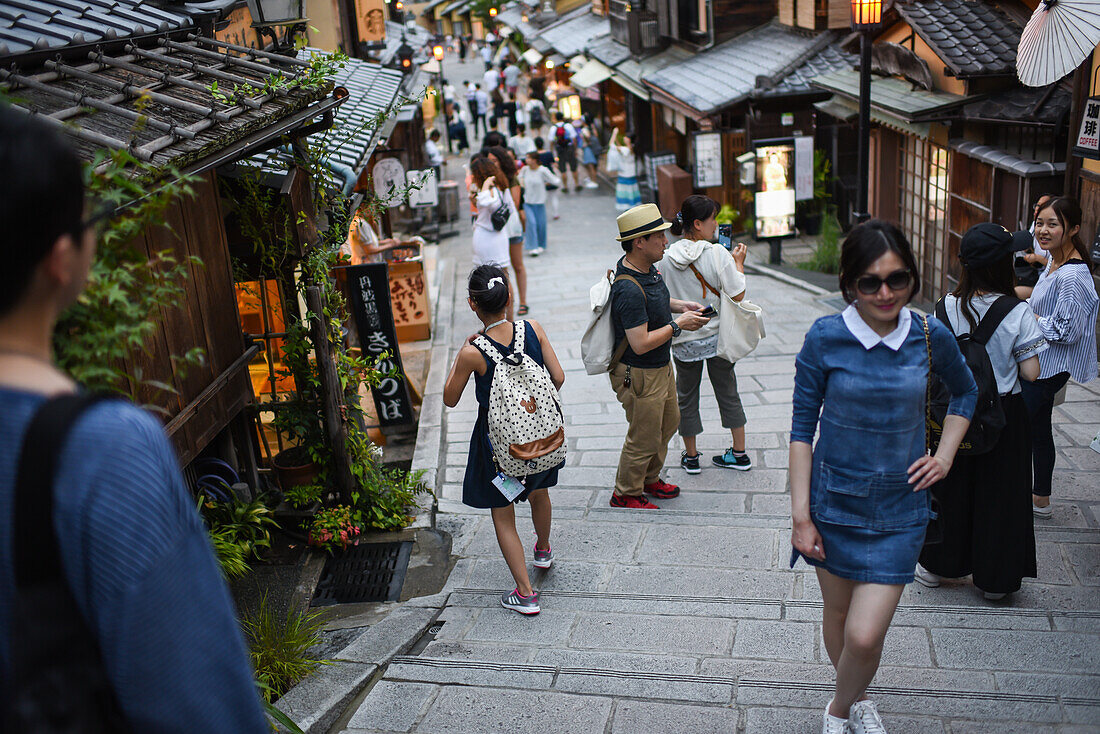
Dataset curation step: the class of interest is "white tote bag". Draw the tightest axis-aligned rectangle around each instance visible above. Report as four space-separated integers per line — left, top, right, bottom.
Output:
716 295 765 363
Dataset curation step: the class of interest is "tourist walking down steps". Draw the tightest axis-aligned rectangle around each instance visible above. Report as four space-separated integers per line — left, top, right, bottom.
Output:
789 220 977 734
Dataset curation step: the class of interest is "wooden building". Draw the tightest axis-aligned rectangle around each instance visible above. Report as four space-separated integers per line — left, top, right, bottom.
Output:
1 2 349 477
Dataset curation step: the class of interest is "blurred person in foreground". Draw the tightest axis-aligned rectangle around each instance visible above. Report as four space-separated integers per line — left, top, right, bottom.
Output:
0 107 268 732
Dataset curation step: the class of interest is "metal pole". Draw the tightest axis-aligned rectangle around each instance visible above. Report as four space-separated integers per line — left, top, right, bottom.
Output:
769 238 782 266
856 29 872 220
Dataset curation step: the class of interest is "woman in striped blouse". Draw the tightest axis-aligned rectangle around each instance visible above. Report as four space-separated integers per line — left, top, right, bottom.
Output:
1021 197 1098 518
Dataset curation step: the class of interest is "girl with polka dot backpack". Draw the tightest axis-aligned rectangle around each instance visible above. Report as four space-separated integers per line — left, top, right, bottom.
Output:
443 265 566 615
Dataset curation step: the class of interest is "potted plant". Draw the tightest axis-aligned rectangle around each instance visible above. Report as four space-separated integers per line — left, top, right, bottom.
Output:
307 505 362 553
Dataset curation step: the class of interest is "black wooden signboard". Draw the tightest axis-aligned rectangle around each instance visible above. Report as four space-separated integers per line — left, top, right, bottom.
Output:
346 263 414 426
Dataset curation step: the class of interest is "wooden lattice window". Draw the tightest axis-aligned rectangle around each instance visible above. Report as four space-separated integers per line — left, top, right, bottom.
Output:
898 135 950 302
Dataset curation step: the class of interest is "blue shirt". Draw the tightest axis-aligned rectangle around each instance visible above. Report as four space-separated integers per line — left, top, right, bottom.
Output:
0 388 268 733
1028 259 1098 383
792 308 978 480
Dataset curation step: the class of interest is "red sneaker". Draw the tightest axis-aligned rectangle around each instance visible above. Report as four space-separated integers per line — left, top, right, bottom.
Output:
643 479 680 499
609 493 660 509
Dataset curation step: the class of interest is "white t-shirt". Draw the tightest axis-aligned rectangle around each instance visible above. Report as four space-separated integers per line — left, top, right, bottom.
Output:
483 69 500 90
517 165 561 205
509 134 536 159
940 293 1048 394
424 138 444 167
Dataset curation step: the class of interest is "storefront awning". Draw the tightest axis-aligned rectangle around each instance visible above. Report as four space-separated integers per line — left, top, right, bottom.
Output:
570 59 612 89
812 95 931 139
813 98 857 122
522 48 543 66
568 54 588 69
611 72 650 101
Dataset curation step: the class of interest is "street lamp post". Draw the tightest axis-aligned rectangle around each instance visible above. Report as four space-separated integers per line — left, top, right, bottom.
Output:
397 35 415 71
244 0 309 55
851 0 882 222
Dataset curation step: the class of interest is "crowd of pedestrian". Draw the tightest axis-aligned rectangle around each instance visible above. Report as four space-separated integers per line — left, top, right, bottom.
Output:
3 34 1096 734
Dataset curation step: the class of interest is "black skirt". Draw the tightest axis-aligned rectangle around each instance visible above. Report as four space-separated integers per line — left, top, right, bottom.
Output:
920 393 1037 594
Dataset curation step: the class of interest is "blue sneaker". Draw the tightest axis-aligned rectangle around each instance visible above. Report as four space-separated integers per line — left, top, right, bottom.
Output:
713 448 752 471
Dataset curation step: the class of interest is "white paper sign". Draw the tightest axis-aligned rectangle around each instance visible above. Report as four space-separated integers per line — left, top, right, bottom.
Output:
692 132 723 188
372 157 407 207
794 135 813 202
406 169 439 207
1072 96 1100 160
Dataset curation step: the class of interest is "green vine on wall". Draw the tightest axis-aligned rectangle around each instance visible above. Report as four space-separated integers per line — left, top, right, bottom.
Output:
53 148 205 407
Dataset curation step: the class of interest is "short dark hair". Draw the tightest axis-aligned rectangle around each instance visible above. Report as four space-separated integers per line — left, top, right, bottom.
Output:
0 107 85 315
429 129 441 140
468 264 509 313
483 131 506 149
838 219 921 304
534 136 545 148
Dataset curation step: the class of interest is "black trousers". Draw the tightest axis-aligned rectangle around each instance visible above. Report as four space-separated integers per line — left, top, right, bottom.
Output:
1020 371 1070 497
920 393 1037 594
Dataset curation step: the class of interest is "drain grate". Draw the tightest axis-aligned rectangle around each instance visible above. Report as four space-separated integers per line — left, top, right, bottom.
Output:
312 541 413 605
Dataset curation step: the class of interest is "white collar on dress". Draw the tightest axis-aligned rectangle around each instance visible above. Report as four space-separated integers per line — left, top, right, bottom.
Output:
842 303 912 351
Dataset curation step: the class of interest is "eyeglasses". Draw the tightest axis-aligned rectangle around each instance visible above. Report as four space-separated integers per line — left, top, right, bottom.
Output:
855 269 912 295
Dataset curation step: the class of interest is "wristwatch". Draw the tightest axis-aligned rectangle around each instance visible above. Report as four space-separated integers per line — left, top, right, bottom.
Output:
669 320 682 338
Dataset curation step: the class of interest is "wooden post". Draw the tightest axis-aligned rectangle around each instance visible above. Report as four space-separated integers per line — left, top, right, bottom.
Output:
305 285 356 505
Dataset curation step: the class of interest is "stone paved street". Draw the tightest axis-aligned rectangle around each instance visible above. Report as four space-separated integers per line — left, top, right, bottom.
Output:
339 58 1100 734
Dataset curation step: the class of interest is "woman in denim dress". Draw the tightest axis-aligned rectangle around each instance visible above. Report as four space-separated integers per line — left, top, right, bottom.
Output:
789 221 978 734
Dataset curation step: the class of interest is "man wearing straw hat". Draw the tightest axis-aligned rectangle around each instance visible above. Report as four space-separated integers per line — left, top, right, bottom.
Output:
609 204 710 509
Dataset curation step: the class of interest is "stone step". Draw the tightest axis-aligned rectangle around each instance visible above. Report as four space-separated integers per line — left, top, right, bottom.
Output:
379 654 1094 725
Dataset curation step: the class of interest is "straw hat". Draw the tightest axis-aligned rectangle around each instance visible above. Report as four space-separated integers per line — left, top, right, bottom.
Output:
615 203 671 242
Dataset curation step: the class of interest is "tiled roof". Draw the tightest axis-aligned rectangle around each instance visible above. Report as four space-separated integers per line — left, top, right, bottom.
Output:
586 34 630 68
960 83 1072 126
812 68 969 121
767 42 856 97
537 6 609 59
895 0 1021 78
643 21 823 115
298 47 404 174
2 36 340 172
0 0 222 56
377 21 432 66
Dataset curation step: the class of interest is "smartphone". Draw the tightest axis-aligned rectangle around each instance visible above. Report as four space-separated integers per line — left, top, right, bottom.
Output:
698 304 717 317
717 223 733 249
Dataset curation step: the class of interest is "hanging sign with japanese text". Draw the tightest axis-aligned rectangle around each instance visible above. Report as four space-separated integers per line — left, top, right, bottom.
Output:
692 132 723 188
346 263 414 426
1072 96 1100 160
354 0 388 45
794 135 814 202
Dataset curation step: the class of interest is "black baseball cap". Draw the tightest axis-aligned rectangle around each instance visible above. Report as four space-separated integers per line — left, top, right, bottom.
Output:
1009 229 1034 253
959 222 1013 267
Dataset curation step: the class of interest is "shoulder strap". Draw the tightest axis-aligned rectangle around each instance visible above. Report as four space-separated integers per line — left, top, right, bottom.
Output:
15 393 113 588
472 334 505 366
920 315 933 453
970 295 1020 346
612 273 646 302
687 263 721 299
513 319 527 355
934 297 953 336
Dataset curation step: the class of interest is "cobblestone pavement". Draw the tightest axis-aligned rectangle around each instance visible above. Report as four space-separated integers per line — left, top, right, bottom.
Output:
340 59 1100 734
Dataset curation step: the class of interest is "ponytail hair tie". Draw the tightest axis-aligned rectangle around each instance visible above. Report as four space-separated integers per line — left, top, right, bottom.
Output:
487 276 505 289
674 212 683 225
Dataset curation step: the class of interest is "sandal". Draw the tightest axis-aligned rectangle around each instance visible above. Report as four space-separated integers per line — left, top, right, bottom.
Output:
517 305 529 316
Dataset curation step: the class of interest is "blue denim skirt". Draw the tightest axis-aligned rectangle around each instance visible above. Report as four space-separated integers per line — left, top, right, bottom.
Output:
790 462 930 585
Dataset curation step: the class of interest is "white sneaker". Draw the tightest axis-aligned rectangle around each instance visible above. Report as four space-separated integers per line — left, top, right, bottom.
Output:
982 590 1007 601
849 699 887 734
584 180 599 189
1032 502 1053 518
822 700 849 734
913 563 941 588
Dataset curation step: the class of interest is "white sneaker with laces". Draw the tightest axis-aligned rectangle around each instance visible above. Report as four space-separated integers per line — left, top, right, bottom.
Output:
849 699 887 734
822 700 849 734
913 563 941 588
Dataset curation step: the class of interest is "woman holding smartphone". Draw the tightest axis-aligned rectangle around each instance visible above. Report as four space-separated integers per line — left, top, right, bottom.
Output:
790 220 977 734
659 195 750 473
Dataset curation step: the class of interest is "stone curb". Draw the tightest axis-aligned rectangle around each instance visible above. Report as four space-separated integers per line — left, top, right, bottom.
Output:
274 604 444 734
407 254 457 530
743 258 833 297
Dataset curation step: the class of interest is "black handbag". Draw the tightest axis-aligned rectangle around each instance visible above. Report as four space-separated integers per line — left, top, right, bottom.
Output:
5 393 132 734
919 316 944 546
490 190 509 231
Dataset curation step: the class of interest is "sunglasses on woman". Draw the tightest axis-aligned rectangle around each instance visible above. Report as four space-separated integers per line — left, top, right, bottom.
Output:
855 269 912 295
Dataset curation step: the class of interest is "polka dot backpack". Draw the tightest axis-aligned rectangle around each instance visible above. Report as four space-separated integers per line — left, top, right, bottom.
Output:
472 321 566 478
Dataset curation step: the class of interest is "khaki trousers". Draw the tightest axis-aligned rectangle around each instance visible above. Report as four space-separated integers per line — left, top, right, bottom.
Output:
609 361 679 496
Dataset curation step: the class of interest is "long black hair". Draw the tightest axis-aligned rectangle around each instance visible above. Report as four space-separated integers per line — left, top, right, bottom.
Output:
952 255 1016 331
670 195 719 237
468 264 509 314
838 219 921 304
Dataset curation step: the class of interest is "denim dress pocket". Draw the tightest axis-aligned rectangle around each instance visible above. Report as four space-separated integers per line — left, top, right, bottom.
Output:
815 463 873 527
871 472 928 530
